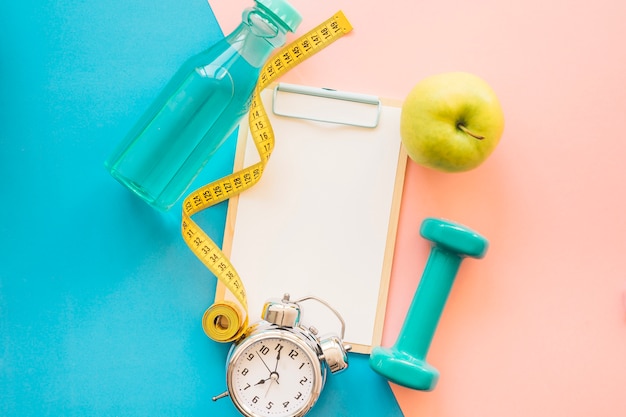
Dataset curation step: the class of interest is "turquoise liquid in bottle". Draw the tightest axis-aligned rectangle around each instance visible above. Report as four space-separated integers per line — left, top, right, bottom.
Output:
105 0 302 211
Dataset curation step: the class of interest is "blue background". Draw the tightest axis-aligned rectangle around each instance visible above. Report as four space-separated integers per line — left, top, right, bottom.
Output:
0 0 403 415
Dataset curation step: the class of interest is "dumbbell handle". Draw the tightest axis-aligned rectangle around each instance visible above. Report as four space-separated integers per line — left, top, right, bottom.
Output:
395 246 462 359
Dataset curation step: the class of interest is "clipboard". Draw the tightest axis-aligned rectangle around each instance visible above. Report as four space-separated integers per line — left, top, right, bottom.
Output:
218 83 407 354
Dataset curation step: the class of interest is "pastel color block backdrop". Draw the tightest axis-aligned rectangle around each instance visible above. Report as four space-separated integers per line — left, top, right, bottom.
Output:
3 0 626 416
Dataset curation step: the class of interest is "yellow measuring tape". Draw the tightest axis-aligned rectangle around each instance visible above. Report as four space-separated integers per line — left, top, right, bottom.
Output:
181 11 353 343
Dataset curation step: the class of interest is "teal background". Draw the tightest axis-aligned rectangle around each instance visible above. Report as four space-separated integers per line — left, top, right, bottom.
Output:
0 0 403 415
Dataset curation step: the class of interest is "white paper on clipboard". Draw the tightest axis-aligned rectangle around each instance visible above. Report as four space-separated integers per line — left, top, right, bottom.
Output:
220 84 407 354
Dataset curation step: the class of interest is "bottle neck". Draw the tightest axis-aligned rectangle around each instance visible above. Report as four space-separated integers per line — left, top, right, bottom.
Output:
226 8 289 68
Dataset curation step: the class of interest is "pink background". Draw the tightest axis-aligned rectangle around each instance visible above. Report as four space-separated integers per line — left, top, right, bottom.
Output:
211 1 626 415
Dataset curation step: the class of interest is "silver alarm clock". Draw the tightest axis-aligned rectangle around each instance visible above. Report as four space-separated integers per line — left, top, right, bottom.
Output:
213 294 351 417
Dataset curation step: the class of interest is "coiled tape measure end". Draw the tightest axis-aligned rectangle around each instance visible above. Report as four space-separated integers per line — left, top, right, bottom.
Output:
203 301 248 342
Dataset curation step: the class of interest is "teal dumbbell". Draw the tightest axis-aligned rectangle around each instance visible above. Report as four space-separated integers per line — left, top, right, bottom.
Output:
369 217 488 391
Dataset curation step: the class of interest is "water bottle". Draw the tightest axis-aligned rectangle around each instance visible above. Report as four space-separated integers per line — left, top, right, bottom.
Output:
105 0 302 211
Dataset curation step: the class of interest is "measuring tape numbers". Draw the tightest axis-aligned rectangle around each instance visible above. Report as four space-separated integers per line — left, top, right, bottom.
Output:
181 11 353 343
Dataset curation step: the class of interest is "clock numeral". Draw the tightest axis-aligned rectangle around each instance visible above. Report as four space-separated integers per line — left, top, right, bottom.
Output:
252 396 259 404
266 401 273 410
241 368 249 376
243 383 251 391
299 362 307 370
295 392 302 400
282 401 290 408
259 345 270 356
288 349 299 359
299 376 308 385
275 343 283 351
247 353 255 361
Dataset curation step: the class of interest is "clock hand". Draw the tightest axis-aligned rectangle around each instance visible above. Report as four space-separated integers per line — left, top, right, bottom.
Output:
254 378 268 386
257 351 273 374
264 372 280 397
273 345 282 372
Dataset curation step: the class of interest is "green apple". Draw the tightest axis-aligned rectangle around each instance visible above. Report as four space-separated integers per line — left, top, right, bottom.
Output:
400 72 505 172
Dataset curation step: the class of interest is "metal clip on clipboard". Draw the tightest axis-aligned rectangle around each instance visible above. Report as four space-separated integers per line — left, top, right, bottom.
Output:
272 83 382 128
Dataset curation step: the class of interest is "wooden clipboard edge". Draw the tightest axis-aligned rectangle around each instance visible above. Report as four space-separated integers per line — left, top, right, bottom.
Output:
216 121 250 306
218 90 408 355
368 138 408 354
365 97 406 355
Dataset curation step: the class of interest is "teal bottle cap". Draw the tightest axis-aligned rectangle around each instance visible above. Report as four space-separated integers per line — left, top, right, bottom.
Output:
256 0 303 32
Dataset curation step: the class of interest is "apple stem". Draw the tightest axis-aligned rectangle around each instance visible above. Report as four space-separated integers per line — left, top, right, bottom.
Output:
457 124 485 140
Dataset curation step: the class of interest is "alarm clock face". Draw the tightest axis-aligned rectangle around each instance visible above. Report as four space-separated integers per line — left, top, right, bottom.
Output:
227 331 323 417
